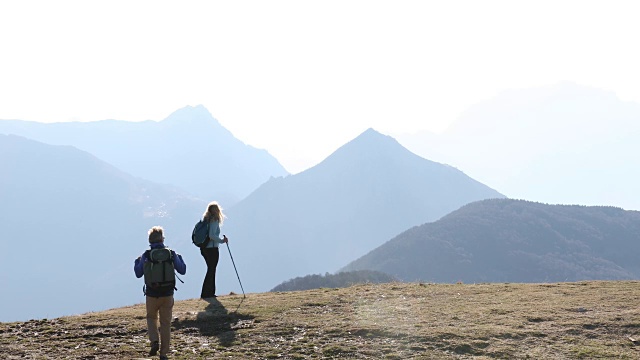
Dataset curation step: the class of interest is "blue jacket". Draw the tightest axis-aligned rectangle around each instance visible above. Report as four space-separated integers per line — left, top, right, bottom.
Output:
134 243 186 296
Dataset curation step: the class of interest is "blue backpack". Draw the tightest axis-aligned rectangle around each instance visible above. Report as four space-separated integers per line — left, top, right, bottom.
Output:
192 219 210 248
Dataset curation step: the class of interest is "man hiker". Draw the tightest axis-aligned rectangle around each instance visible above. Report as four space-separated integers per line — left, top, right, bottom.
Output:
134 226 186 360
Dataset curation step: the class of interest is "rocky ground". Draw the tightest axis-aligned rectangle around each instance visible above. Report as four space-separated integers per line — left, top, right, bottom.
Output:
2 281 640 359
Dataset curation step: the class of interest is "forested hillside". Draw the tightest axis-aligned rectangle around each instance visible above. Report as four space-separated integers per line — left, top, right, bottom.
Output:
343 199 640 283
270 270 397 292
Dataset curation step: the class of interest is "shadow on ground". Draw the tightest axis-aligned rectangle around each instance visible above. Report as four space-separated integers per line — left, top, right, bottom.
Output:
174 297 254 346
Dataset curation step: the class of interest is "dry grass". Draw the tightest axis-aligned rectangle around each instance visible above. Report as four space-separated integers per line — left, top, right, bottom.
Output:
3 281 640 359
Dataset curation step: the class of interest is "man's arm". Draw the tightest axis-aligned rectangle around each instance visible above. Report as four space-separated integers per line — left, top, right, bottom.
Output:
173 251 187 275
134 253 145 278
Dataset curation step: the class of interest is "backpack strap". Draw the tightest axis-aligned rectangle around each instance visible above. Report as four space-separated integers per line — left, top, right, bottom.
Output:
142 250 150 296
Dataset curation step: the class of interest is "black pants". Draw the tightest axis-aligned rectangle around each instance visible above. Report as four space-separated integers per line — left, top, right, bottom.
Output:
200 247 219 298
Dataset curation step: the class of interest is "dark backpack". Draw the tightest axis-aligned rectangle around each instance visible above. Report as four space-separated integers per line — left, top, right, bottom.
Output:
143 248 176 293
192 219 210 248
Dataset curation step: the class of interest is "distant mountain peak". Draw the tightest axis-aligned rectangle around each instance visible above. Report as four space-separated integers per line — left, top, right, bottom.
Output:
358 127 389 139
361 127 381 136
342 128 402 151
322 128 415 166
298 126 462 182
162 104 220 127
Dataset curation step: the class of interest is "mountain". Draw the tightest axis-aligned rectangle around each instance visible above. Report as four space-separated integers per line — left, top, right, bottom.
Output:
0 105 289 205
221 128 504 293
342 199 640 283
396 82 640 210
0 134 206 322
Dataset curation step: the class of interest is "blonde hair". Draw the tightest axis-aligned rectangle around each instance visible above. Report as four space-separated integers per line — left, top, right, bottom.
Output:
148 226 164 243
203 201 225 225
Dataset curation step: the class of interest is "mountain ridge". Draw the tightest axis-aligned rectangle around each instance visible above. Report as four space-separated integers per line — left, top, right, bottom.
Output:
0 105 289 204
342 198 640 283
224 128 504 292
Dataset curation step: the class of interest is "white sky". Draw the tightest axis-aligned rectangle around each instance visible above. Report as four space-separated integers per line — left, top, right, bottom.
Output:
1 0 639 174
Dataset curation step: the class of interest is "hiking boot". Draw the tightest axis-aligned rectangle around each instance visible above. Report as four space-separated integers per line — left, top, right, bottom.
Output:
149 341 159 356
159 356 169 360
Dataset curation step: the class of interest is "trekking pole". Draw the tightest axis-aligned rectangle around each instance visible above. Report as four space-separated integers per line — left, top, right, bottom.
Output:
226 241 246 299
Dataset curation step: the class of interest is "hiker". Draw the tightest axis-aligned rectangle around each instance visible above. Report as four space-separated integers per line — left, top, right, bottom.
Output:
134 226 186 360
200 201 229 299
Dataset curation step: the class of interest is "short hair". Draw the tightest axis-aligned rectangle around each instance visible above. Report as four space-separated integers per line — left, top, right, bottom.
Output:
148 226 164 243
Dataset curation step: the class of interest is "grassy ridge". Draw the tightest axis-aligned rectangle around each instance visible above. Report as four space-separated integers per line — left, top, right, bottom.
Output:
3 281 640 359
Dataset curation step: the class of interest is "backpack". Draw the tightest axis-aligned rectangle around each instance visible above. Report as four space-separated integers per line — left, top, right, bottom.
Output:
192 219 210 248
143 248 176 293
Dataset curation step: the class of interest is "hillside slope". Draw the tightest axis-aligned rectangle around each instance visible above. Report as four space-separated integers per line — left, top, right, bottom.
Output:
2 281 640 359
0 134 206 322
224 128 504 292
343 198 640 283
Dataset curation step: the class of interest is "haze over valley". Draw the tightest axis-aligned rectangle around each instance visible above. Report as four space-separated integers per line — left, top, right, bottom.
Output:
1 83 639 322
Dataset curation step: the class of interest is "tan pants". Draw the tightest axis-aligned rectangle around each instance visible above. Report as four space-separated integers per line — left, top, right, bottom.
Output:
146 295 174 356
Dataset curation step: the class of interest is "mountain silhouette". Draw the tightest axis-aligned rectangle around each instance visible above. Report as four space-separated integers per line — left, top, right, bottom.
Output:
397 82 640 210
342 198 640 283
222 128 504 292
0 105 288 205
0 134 206 322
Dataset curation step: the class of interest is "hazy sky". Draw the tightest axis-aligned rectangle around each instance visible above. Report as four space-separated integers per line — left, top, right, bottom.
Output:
1 1 639 173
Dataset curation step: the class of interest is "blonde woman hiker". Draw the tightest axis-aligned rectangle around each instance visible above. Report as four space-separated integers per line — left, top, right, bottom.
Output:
134 226 187 360
200 201 229 299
